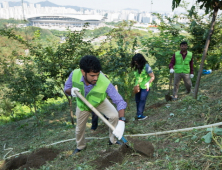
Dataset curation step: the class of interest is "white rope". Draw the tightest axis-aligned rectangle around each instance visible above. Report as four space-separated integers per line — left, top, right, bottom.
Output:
3 122 222 160
125 122 222 137
3 144 13 160
45 136 108 147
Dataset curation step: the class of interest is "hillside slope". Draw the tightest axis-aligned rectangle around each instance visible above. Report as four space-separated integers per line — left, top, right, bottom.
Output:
0 69 222 170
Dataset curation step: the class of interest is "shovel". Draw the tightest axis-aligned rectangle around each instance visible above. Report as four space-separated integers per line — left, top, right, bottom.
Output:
74 90 154 157
165 73 173 102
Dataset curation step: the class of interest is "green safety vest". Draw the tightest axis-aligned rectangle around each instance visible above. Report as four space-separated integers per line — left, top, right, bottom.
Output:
134 65 153 89
174 51 192 74
72 69 110 111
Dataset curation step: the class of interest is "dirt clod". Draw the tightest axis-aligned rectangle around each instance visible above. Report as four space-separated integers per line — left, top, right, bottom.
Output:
127 137 154 157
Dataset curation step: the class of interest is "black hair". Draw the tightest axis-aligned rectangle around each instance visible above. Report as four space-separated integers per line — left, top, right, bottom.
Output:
131 53 147 74
180 41 188 46
79 55 102 73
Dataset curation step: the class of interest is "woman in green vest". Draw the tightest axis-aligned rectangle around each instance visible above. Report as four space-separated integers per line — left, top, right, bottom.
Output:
131 53 155 120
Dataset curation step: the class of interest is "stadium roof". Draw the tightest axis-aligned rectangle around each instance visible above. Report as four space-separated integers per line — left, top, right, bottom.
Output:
27 14 105 21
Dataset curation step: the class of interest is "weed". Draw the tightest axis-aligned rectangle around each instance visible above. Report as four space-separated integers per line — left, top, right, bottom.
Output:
181 95 198 106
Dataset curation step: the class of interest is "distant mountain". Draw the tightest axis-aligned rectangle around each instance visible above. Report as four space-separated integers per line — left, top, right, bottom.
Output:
0 0 92 11
35 1 60 7
63 5 91 11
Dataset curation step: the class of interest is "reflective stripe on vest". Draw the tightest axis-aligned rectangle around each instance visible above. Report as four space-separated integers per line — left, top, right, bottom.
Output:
134 65 153 89
174 51 192 74
72 69 110 111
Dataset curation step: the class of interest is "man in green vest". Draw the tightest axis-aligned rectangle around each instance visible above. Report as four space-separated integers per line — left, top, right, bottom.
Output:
64 55 127 155
169 41 194 100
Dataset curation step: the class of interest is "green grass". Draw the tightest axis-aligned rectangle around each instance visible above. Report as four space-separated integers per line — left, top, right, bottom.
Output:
0 69 222 169
0 97 68 125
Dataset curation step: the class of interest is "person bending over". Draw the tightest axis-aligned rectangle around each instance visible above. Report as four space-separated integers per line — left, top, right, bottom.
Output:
64 55 127 155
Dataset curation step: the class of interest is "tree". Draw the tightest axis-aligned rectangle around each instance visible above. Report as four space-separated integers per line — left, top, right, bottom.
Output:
172 0 222 99
33 26 96 125
6 58 47 130
98 21 139 105
179 4 222 81
0 24 96 125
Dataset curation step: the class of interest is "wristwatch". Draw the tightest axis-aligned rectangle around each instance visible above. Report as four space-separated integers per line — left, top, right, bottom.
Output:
119 117 126 122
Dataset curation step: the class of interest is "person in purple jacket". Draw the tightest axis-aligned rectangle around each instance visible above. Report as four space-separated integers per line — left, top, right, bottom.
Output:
64 55 127 155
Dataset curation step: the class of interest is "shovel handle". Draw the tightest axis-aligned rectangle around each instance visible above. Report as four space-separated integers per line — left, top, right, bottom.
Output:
74 90 128 144
74 90 115 131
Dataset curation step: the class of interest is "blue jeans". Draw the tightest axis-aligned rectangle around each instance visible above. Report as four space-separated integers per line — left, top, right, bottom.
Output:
135 89 150 117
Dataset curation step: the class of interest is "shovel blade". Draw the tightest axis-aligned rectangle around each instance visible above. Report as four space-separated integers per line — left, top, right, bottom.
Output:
165 94 172 102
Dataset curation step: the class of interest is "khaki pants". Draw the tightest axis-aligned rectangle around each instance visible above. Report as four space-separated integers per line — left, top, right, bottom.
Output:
173 73 192 98
75 98 119 150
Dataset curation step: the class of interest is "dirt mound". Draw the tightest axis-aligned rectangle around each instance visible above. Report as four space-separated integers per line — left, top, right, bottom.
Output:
92 138 154 169
1 148 59 170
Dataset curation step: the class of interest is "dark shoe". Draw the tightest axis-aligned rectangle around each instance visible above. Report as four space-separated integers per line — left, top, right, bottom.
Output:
72 148 81 155
185 90 190 94
108 140 123 145
137 115 148 121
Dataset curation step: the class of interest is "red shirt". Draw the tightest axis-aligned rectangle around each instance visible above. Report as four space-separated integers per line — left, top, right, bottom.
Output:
169 51 194 74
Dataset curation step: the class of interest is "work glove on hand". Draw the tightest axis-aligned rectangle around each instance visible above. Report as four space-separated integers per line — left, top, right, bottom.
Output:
190 74 194 79
71 87 80 97
170 68 174 74
145 82 150 91
113 120 125 140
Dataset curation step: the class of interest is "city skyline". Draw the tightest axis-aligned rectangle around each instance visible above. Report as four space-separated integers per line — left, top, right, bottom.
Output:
0 0 196 12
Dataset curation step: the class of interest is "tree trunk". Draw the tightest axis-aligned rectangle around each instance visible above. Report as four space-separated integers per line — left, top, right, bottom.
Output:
58 84 75 125
32 102 41 136
194 7 218 99
68 97 74 125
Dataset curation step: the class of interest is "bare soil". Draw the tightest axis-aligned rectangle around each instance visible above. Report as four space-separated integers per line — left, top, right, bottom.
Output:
1 148 59 170
91 137 154 169
1 138 154 170
146 102 167 109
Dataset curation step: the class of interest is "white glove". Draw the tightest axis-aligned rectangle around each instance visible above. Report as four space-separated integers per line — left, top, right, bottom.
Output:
71 87 80 97
145 82 150 91
113 120 125 140
190 74 194 79
170 68 174 73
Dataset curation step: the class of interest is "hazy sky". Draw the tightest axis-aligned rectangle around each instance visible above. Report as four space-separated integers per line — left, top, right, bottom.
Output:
1 0 196 12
